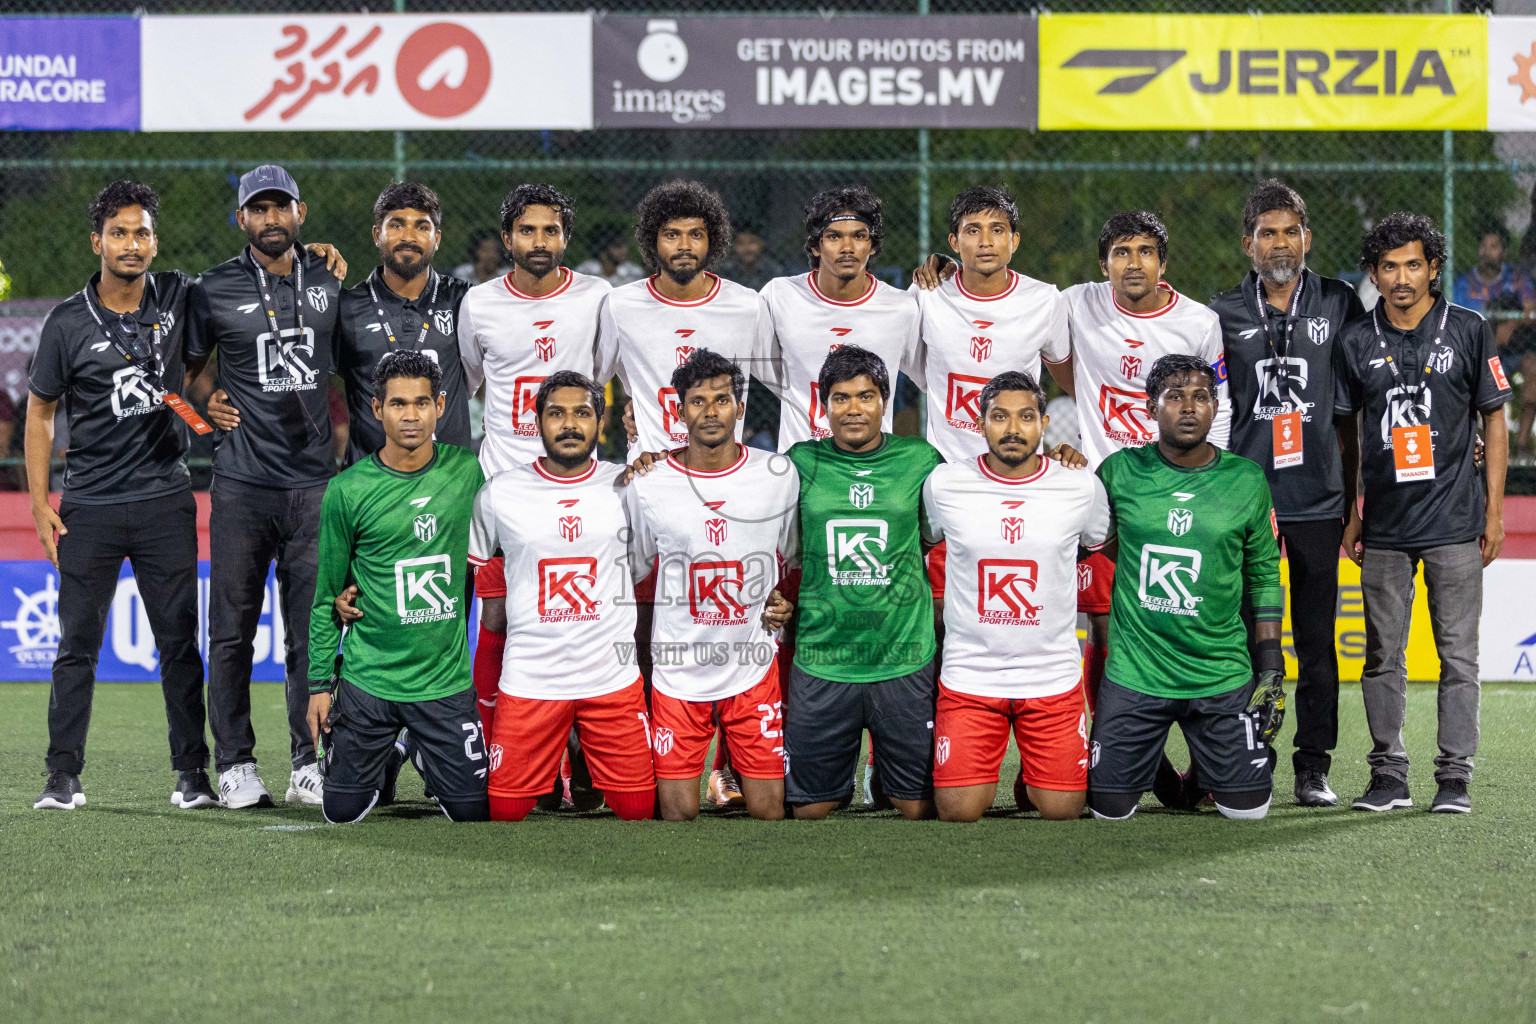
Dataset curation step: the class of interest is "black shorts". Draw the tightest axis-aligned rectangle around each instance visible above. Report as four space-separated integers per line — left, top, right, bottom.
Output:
322 680 488 802
783 661 936 804
1088 677 1273 796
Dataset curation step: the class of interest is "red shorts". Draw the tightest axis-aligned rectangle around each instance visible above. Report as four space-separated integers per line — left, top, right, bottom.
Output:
926 541 947 601
633 557 659 604
1075 549 1114 615
487 679 655 799
649 663 784 781
474 556 505 600
933 681 1088 791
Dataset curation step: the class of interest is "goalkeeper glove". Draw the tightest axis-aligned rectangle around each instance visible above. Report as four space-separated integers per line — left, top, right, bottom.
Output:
1248 638 1286 747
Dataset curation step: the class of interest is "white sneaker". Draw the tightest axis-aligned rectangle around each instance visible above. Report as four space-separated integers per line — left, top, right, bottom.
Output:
218 762 273 809
285 762 324 806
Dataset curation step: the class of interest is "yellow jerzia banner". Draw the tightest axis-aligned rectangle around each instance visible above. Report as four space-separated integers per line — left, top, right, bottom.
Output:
1039 14 1486 131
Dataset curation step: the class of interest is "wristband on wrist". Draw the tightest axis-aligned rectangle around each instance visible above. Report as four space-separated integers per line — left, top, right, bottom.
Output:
1256 638 1284 677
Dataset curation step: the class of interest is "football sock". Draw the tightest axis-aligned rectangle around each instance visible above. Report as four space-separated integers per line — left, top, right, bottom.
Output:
489 795 537 822
473 625 505 734
605 788 656 821
1082 641 1106 718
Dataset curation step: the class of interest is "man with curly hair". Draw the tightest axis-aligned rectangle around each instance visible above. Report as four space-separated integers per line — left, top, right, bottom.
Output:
597 179 773 458
1335 212 1511 815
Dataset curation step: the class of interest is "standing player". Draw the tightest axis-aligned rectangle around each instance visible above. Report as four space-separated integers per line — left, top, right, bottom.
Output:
457 184 610 734
187 164 345 810
761 186 920 448
1209 180 1365 807
338 182 473 460
783 345 943 820
1060 212 1229 758
628 350 798 821
468 371 657 822
598 180 773 456
306 352 489 823
1088 354 1284 821
923 371 1109 822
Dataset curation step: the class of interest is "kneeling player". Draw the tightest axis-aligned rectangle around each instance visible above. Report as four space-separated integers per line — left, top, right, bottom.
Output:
923 372 1107 822
628 350 797 820
1089 354 1285 821
469 371 657 822
307 352 490 823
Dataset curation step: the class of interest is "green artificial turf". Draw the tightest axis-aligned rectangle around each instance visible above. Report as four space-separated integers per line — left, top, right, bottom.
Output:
1 682 1532 1024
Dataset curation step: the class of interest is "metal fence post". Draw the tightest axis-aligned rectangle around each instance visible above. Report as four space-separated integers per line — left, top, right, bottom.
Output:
1442 0 1455 283
393 0 407 182
916 0 931 261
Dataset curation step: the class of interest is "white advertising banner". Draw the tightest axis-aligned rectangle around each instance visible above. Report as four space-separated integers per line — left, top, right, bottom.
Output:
140 14 592 131
1488 16 1536 130
1475 559 1536 681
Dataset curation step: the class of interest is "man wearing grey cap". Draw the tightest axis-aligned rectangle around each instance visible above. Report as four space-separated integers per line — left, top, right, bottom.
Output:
186 164 349 810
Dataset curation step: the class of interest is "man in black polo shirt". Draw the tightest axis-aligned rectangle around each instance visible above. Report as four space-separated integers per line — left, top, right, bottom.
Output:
26 180 217 812
1335 212 1510 815
187 164 344 810
1210 179 1365 808
338 182 472 460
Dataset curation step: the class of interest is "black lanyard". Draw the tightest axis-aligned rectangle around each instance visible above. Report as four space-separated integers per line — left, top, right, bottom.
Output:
1371 300 1450 405
81 281 166 393
1253 272 1305 373
366 269 439 353
251 246 305 344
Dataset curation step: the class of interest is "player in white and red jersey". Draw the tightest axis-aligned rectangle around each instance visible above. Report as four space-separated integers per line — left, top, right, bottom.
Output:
627 350 798 821
457 185 611 734
1061 212 1228 812
922 371 1110 822
761 187 920 450
597 181 772 458
468 370 656 822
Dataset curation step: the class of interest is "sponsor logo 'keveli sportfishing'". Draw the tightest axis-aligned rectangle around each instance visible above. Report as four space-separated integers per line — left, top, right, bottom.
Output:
394 555 458 624
825 518 891 586
1039 14 1486 130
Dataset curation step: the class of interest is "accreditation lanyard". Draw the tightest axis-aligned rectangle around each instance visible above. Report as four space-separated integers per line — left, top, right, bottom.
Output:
1255 274 1306 469
366 269 439 353
251 246 305 344
1371 300 1450 415
1372 301 1449 483
81 280 211 434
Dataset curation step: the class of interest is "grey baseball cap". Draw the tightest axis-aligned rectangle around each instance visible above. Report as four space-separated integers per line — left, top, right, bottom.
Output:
237 164 300 208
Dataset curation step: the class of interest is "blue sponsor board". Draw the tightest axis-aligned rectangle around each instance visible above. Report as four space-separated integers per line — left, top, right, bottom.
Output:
0 18 140 130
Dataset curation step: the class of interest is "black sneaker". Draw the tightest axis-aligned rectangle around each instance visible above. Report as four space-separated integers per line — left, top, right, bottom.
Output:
171 768 219 809
1294 769 1339 807
34 769 85 810
1430 778 1472 814
1351 772 1412 812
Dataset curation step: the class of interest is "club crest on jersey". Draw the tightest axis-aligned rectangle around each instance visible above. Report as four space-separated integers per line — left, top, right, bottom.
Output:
1430 348 1453 375
1307 317 1329 345
978 558 1041 625
689 560 748 623
393 555 457 624
676 345 696 366
706 517 728 546
558 515 582 543
431 309 453 336
1001 517 1024 544
1077 563 1093 592
826 519 891 585
534 337 556 362
487 743 503 772
413 513 438 543
935 736 951 767
848 483 874 509
652 727 675 758
305 286 328 313
538 556 600 621
970 336 992 362
1120 354 1142 379
1167 508 1193 537
1138 544 1203 616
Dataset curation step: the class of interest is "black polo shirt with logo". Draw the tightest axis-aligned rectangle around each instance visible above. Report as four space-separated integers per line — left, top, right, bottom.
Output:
1211 269 1365 523
186 246 341 489
1333 295 1511 550
29 271 193 505
336 266 472 461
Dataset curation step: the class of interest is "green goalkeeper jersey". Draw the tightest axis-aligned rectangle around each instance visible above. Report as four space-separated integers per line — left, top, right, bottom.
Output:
786 433 943 683
308 443 485 702
1098 444 1283 700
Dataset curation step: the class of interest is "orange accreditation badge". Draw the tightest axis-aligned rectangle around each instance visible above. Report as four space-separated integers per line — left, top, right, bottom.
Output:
1391 423 1434 483
1272 410 1303 469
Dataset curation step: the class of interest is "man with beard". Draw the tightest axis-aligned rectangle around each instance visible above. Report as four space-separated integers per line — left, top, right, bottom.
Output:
469 371 658 822
457 183 610 755
337 182 472 461
1209 180 1365 808
923 371 1108 823
186 164 347 810
1088 354 1285 822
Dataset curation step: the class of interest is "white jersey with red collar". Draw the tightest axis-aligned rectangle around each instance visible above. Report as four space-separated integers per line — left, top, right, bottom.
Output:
627 445 800 702
760 272 920 450
921 455 1112 699
596 273 772 457
912 269 1070 462
1063 280 1229 469
468 457 645 700
457 268 611 476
